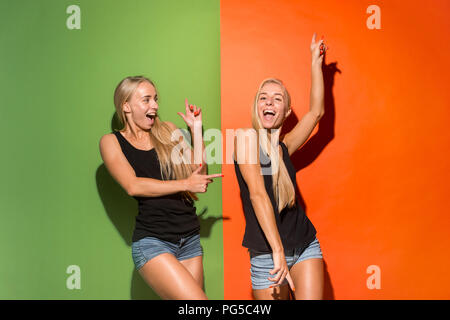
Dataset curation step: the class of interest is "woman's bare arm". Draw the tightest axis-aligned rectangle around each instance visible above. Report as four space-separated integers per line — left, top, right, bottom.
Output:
235 130 295 289
99 134 188 197
283 33 326 155
175 99 207 174
99 133 218 197
240 165 284 252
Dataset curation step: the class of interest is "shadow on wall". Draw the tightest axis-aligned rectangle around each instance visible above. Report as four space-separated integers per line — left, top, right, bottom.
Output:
96 163 160 300
96 113 224 300
281 60 341 300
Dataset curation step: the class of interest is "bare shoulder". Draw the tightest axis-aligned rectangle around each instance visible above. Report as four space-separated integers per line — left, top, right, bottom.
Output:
234 127 257 143
99 132 116 146
99 132 120 155
234 128 259 164
234 127 258 146
235 127 255 135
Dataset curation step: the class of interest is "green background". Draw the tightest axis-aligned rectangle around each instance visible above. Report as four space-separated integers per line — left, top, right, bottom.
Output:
0 0 223 299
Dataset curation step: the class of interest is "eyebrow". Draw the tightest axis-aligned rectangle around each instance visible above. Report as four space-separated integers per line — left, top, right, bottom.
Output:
260 92 283 96
142 94 156 98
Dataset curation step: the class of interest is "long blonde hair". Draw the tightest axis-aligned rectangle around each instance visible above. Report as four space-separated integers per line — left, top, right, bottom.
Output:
252 78 295 212
113 75 197 201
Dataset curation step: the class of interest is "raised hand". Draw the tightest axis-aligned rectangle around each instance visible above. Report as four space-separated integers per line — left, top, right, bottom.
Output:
177 98 202 129
310 33 328 65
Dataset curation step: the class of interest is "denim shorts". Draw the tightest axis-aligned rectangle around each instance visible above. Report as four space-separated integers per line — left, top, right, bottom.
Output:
131 233 203 271
249 236 323 290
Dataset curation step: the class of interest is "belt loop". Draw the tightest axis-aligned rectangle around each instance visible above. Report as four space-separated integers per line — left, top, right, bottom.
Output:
179 235 185 247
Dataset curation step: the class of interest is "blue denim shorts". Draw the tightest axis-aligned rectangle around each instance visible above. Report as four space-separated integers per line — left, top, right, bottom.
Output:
249 236 323 290
131 233 203 271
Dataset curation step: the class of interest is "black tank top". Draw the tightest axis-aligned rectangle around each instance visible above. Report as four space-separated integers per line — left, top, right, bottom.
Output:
234 140 317 252
113 130 200 243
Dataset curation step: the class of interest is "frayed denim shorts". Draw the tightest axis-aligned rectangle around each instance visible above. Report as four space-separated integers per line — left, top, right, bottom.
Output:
249 236 323 290
131 233 203 271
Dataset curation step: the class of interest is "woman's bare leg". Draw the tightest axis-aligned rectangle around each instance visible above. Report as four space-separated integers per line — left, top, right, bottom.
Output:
289 258 324 300
252 285 290 300
180 255 204 288
138 253 207 300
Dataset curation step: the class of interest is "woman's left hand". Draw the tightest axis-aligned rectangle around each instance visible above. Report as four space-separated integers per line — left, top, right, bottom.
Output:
177 98 202 129
310 32 328 65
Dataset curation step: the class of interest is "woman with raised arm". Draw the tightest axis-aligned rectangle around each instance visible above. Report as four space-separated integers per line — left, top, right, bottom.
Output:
234 33 327 300
99 76 222 300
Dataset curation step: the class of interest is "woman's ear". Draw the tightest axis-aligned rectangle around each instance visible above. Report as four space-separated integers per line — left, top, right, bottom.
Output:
285 108 292 118
123 102 131 113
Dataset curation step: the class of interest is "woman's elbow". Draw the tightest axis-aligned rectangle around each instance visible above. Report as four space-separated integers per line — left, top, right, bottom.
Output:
125 180 139 197
126 185 136 197
249 190 268 203
311 110 324 120
318 111 325 119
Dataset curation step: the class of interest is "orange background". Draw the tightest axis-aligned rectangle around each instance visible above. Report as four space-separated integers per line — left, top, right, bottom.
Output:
221 0 450 299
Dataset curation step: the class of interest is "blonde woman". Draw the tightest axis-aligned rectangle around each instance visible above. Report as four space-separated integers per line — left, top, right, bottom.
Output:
234 34 327 300
99 76 221 300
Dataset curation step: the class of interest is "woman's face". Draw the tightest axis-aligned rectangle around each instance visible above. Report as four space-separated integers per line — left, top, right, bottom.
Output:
257 82 290 129
124 81 159 129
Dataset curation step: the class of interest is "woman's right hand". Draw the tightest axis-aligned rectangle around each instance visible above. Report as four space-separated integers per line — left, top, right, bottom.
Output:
184 165 223 193
269 250 296 292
